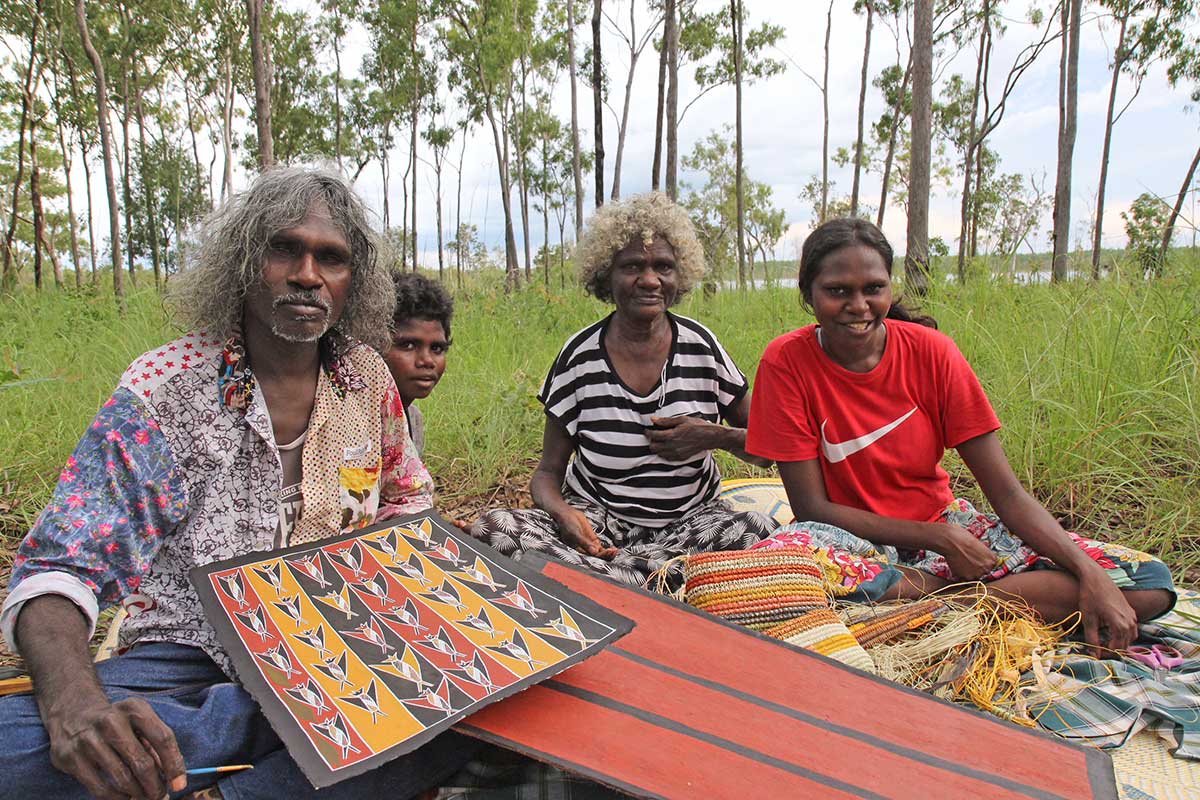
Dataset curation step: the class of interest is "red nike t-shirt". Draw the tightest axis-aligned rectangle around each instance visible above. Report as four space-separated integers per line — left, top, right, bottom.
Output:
747 320 1000 523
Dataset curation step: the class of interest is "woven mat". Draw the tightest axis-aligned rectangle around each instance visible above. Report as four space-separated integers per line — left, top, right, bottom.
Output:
1114 728 1200 800
717 478 794 526
1112 589 1200 800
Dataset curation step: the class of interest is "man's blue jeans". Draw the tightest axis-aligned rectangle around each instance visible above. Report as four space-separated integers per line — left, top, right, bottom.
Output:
0 642 479 799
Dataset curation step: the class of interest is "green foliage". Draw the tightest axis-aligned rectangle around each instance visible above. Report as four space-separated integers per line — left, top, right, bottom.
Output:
929 235 950 260
985 172 1050 258
682 127 785 281
5 261 1200 580
0 81 72 280
446 223 494 272
242 9 338 167
129 141 209 276
1122 193 1172 277
802 175 874 228
676 0 784 120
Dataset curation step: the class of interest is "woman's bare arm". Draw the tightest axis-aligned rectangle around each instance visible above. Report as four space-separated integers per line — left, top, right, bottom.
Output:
778 458 999 580
529 416 616 559
957 431 1139 650
647 392 772 467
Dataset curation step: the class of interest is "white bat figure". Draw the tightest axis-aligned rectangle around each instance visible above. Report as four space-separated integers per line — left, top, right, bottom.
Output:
314 587 357 620
429 537 464 565
217 573 249 609
234 607 273 643
419 580 466 613
454 557 505 591
288 554 331 588
416 627 465 660
454 653 497 694
345 619 393 655
342 680 388 724
314 653 353 690
253 562 287 597
459 607 502 638
387 554 433 588
405 678 454 717
534 608 597 647
332 543 366 577
273 594 307 626
311 715 361 760
376 650 433 692
255 643 301 677
356 573 394 606
292 626 332 659
284 679 330 715
495 580 547 617
489 629 545 670
382 599 428 634
366 531 401 561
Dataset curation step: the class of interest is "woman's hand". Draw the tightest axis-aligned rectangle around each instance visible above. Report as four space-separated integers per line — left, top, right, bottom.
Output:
936 523 1001 582
531 416 615 558
1077 572 1139 655
552 507 618 560
646 415 714 461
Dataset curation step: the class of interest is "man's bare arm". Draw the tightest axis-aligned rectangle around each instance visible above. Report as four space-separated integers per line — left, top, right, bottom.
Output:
18 595 186 800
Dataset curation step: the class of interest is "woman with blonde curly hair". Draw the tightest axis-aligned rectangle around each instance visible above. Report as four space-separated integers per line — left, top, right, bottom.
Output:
470 192 777 588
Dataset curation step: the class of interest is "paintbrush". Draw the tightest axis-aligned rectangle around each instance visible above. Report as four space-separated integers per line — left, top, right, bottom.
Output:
186 765 254 775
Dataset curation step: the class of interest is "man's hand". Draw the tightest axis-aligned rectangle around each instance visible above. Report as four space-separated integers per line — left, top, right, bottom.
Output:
936 523 1001 582
17 595 186 799
1077 572 1139 656
646 415 714 461
552 507 617 560
44 692 185 800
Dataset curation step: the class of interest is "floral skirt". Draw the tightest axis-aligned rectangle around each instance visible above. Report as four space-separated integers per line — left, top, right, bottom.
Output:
751 498 1176 606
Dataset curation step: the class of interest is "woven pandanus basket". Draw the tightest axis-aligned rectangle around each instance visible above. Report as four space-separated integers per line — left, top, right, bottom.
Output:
765 608 875 673
683 547 827 631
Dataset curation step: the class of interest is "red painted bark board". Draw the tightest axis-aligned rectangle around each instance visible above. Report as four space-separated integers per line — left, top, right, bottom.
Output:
458 557 1116 800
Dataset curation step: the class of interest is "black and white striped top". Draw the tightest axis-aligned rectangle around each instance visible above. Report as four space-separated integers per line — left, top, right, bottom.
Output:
539 312 748 528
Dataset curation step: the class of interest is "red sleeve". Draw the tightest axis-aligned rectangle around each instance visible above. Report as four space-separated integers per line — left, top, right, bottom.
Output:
934 333 1001 448
746 335 819 462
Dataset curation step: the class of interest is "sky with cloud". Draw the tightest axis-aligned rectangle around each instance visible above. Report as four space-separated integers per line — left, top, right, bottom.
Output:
347 0 1198 262
66 1 1200 264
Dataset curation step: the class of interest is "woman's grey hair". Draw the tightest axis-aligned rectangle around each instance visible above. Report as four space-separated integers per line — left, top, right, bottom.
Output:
167 166 394 351
576 191 706 303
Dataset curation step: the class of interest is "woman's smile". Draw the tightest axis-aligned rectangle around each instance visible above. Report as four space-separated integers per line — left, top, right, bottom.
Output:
809 244 893 371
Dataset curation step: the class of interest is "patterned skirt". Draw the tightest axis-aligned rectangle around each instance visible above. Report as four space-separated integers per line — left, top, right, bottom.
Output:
469 490 778 589
752 498 1176 605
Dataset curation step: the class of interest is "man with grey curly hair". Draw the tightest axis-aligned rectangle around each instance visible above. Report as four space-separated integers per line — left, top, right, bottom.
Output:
0 167 477 799
470 192 777 592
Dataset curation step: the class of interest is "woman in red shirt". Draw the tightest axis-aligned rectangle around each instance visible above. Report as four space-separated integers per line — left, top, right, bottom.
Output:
747 218 1174 655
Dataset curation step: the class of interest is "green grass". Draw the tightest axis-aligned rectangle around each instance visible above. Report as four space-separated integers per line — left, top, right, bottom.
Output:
2 255 1199 587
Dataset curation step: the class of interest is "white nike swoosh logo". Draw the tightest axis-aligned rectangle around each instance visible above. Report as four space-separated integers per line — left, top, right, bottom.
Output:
820 407 917 463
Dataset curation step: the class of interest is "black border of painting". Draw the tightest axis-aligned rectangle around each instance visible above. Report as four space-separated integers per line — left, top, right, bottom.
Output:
190 510 634 789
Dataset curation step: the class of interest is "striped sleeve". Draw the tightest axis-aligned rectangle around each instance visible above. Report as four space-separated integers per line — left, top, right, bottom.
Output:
538 320 606 437
671 317 748 416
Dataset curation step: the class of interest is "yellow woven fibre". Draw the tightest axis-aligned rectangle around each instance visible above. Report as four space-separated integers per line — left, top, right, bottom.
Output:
862 594 1071 725
765 607 876 672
